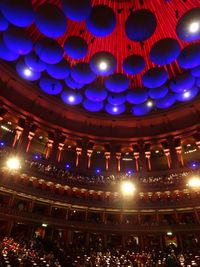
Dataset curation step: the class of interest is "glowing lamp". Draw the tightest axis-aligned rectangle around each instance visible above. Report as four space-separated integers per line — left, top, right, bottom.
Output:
6 157 20 170
188 177 200 187
147 100 153 107
24 68 32 77
113 107 118 112
183 91 190 98
96 168 100 174
121 181 135 197
167 232 173 236
189 22 199 33
99 61 107 71
66 163 70 169
68 95 75 103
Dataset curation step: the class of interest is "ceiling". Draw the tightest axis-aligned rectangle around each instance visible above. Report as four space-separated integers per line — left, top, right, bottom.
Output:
0 0 200 117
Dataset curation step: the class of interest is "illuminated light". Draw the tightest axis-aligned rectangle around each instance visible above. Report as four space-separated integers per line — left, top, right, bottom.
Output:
188 177 200 187
68 95 75 103
0 141 5 147
121 181 135 197
127 170 132 175
192 163 197 168
167 232 173 236
189 22 200 33
96 168 100 174
66 163 70 169
97 151 101 154
42 223 48 227
187 143 191 147
34 154 39 160
99 61 108 71
1 125 12 132
24 68 32 77
155 150 159 154
113 107 118 112
39 136 43 140
147 100 153 107
125 152 129 155
7 121 12 125
183 91 190 98
6 157 21 170
68 145 71 148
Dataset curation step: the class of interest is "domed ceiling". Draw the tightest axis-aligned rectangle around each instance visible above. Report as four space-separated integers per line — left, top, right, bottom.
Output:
0 0 200 117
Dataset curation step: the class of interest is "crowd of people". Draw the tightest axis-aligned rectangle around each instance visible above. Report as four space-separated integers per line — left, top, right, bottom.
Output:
0 237 61 266
0 236 200 266
25 159 194 189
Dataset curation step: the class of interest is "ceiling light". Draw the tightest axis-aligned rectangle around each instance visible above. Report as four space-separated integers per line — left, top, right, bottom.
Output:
183 91 190 98
113 107 118 112
6 157 21 170
68 95 75 103
24 68 32 77
147 100 153 107
189 22 200 33
99 61 108 71
121 181 135 197
188 177 200 187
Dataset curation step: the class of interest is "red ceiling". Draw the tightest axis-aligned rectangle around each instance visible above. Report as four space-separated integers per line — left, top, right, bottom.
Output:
29 0 200 88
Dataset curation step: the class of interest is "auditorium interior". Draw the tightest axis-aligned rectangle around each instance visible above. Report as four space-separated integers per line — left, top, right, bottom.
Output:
0 0 200 266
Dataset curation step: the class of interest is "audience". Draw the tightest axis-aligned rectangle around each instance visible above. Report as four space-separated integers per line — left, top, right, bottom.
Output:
0 236 200 266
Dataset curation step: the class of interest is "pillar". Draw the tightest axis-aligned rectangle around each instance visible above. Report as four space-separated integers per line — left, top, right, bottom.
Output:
138 142 148 173
76 147 82 167
116 152 121 172
6 220 14 236
134 152 140 172
26 132 35 153
195 141 200 150
175 146 184 167
194 208 200 224
45 139 53 159
87 149 93 169
145 151 151 171
57 143 64 163
12 126 23 148
177 233 183 251
164 149 171 169
174 210 180 224
104 152 110 171
167 137 180 169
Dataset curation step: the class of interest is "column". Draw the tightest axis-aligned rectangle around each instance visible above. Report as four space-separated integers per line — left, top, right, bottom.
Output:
164 149 171 169
134 152 140 172
175 146 184 167
167 137 180 169
177 233 183 251
6 220 14 236
193 208 200 224
0 107 7 121
174 210 180 224
12 126 23 148
76 147 82 167
45 139 53 159
57 143 64 163
104 152 111 171
138 142 148 173
16 118 37 153
49 130 65 162
87 149 93 169
116 152 121 172
145 151 151 171
26 132 35 153
196 140 200 150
